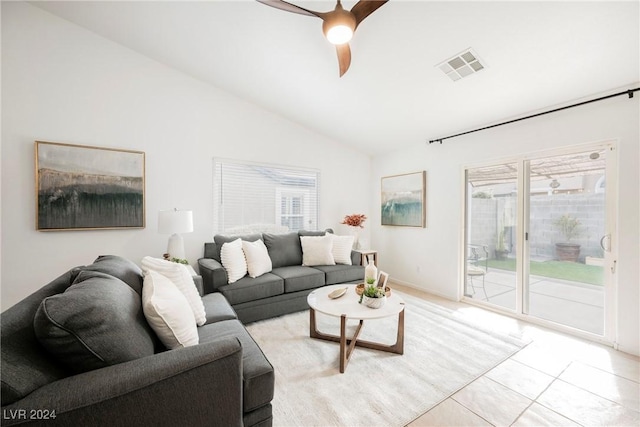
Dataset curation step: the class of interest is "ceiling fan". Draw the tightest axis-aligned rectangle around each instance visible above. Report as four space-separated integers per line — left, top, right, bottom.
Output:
256 0 388 77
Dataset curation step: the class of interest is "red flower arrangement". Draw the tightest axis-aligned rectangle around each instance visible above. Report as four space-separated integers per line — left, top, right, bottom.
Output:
341 214 367 228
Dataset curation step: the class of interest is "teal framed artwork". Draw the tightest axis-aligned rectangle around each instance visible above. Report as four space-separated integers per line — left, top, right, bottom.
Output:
381 171 426 227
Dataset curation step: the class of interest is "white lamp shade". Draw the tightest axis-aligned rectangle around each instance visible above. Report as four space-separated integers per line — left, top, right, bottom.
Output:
158 210 193 235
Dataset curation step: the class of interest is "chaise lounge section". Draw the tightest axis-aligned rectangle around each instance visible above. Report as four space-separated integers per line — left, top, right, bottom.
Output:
1 255 274 427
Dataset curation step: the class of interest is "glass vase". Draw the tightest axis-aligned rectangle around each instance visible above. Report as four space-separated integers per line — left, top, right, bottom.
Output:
351 227 361 250
364 259 378 285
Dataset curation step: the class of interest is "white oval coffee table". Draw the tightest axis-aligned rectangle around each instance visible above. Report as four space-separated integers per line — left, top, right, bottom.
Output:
307 284 405 373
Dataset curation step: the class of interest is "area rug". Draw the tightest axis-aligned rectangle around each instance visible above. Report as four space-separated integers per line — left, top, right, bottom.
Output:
246 290 529 427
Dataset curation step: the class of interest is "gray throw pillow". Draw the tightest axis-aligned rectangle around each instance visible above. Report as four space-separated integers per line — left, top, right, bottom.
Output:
263 232 303 268
33 271 156 374
82 255 144 295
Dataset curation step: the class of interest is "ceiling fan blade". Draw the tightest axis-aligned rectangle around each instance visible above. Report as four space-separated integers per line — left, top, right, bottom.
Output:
350 0 388 28
336 43 352 77
256 0 323 18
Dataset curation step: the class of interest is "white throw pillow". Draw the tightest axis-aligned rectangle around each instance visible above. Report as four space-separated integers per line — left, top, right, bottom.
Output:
331 235 354 265
141 257 206 326
242 239 272 278
220 238 247 283
142 270 199 349
301 235 336 266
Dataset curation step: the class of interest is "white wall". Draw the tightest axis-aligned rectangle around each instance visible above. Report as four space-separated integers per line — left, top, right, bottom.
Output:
370 92 639 355
0 2 370 310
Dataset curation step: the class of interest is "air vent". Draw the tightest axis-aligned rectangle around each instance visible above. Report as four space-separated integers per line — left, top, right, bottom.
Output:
437 48 485 81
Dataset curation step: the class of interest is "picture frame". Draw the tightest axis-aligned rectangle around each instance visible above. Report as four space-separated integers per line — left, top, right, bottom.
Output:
377 271 389 289
35 141 145 231
381 171 426 227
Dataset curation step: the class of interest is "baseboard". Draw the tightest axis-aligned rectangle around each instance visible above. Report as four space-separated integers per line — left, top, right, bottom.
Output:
389 278 457 301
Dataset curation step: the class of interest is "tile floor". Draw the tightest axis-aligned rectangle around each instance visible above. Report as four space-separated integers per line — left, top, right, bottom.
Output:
394 284 640 427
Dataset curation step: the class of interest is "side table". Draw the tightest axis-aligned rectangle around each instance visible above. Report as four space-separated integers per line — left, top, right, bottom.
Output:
355 250 377 267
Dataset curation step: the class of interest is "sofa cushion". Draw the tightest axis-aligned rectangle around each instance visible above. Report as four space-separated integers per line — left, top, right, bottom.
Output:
242 239 273 278
214 233 262 262
33 270 156 374
271 266 325 293
298 228 333 236
313 265 365 285
82 255 144 295
204 242 218 259
263 232 303 268
219 274 284 305
141 257 207 326
198 320 274 412
300 235 335 267
142 270 199 349
201 292 238 324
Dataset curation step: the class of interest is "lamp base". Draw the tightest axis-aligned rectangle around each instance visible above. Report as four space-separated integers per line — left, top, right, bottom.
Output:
167 234 186 260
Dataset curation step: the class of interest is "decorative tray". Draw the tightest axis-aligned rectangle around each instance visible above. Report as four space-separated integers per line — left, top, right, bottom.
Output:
328 287 348 299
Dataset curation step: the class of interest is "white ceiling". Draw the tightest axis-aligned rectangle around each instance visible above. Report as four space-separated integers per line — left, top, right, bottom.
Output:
30 1 640 155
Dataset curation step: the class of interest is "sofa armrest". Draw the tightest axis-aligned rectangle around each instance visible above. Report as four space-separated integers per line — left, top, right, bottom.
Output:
198 258 228 294
2 337 243 427
192 275 204 296
351 250 361 266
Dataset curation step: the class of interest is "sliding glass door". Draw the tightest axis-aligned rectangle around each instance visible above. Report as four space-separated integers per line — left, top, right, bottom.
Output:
463 143 616 340
465 162 519 310
525 148 609 335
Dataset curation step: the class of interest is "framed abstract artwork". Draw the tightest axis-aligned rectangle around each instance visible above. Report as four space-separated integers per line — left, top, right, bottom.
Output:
35 141 145 231
381 171 426 227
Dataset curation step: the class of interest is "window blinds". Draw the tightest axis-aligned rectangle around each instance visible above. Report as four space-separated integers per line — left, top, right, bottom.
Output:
213 158 319 234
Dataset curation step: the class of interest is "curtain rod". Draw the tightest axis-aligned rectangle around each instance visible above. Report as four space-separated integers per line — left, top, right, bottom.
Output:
428 87 639 144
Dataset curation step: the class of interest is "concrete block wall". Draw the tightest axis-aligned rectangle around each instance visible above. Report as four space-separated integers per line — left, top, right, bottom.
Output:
470 193 605 261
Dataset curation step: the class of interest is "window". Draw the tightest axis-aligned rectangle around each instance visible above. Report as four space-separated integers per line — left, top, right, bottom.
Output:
213 158 319 234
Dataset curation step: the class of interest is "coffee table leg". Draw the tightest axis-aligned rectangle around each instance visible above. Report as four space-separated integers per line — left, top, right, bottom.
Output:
310 308 342 342
340 315 364 373
339 315 346 373
345 307 405 355
309 306 402 373
396 307 405 355
310 308 317 338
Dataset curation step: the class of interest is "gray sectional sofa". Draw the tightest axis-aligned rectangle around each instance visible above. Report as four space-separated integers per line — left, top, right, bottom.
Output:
1 255 273 427
198 230 365 323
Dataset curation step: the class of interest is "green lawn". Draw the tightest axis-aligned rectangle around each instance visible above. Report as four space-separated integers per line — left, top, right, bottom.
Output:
486 259 603 285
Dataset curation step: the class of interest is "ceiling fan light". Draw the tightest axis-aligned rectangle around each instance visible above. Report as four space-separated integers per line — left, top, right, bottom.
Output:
325 25 353 44
322 6 356 45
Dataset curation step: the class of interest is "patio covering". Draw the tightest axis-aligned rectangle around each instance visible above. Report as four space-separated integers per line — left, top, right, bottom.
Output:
468 148 607 187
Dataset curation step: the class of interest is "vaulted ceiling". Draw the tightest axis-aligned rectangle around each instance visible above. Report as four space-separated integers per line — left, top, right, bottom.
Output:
30 1 640 155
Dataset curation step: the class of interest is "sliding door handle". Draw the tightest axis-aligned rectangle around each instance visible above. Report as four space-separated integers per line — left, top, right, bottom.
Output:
600 234 611 252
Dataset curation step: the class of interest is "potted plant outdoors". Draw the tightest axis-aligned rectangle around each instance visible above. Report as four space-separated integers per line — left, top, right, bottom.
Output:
359 284 386 309
554 214 582 262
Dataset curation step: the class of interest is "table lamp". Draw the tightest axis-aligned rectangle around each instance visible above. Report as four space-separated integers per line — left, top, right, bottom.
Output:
158 209 193 260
